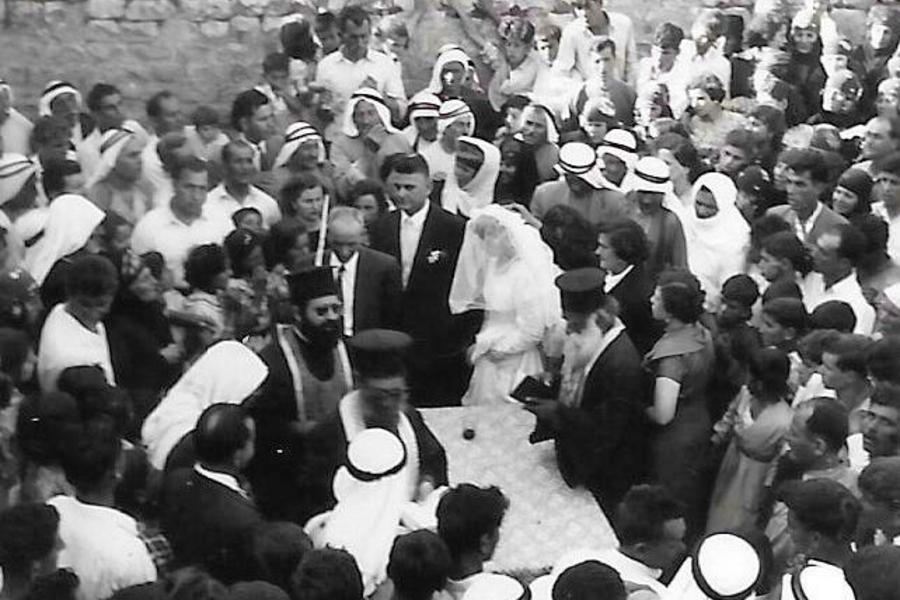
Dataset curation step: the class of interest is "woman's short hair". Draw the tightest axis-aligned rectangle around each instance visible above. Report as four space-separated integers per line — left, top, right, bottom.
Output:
687 73 726 103
184 243 227 291
349 179 389 214
0 504 60 574
658 279 705 324
762 231 813 275
65 255 119 299
281 173 324 217
599 219 650 265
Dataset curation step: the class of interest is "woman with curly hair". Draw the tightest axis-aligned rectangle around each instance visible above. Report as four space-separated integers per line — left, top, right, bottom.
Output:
645 271 715 541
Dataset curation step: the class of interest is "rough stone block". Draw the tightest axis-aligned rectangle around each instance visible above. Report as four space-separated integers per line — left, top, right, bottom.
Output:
120 20 160 36
264 0 298 15
124 0 176 21
200 20 230 37
182 0 235 21
86 0 126 19
235 0 268 16
261 14 285 31
230 15 261 33
87 18 122 35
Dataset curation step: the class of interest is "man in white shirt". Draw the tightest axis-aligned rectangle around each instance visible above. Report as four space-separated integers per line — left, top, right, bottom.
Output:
872 152 900 263
49 422 157 600
325 206 401 338
142 91 185 198
552 0 637 85
131 156 228 289
206 141 281 229
530 484 684 600
804 224 876 335
315 5 407 138
37 255 118 393
677 11 731 102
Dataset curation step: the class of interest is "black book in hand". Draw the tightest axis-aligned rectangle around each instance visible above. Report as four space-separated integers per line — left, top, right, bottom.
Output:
510 375 555 403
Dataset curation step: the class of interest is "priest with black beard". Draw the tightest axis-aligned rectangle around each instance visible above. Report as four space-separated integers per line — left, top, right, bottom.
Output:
246 266 354 522
297 329 448 524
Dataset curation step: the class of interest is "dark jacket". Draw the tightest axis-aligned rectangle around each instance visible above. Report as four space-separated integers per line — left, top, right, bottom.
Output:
550 331 647 511
298 406 448 524
606 263 661 355
161 467 263 583
323 247 402 334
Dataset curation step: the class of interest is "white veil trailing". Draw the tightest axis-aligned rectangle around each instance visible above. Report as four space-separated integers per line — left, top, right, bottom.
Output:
449 205 560 327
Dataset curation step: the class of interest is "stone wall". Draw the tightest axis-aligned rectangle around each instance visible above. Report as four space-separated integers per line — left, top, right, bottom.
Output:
0 0 869 126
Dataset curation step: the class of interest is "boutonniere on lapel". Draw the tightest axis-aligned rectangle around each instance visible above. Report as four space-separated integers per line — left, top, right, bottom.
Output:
426 250 446 264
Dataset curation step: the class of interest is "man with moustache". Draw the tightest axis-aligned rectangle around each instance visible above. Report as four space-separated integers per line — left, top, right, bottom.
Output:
247 266 353 521
299 329 448 523
526 268 646 513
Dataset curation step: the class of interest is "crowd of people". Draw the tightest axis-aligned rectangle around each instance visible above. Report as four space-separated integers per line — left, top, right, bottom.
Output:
4 0 900 598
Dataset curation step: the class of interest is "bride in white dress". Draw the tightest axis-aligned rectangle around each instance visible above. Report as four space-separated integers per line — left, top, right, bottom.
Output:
450 204 561 406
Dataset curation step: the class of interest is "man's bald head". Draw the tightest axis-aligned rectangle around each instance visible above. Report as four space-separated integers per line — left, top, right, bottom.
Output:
327 206 366 263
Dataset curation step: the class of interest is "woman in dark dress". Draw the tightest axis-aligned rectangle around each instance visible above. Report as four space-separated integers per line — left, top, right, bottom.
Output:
645 272 715 541
105 251 181 427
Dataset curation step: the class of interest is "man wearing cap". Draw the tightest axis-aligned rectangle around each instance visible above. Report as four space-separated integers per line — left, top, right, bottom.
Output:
629 156 688 281
531 142 627 230
300 329 448 523
527 268 645 512
857 456 900 546
249 266 353 521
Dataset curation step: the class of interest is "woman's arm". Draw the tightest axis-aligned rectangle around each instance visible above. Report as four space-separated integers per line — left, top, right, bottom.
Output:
646 377 681 425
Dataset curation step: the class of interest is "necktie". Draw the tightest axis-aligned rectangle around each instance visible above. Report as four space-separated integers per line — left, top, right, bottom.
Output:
336 264 345 301
401 217 415 288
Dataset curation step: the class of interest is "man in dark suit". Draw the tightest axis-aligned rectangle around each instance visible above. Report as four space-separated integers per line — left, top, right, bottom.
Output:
299 330 448 523
527 268 647 514
325 205 402 337
765 148 847 246
597 219 661 355
162 403 262 583
368 153 480 407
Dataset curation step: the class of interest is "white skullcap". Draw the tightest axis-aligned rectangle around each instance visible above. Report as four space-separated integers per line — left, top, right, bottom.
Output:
346 428 407 482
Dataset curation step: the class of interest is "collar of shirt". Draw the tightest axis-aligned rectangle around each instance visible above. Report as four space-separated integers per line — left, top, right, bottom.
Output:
604 264 634 293
337 48 371 64
588 548 664 584
194 464 248 499
330 249 360 273
164 205 212 228
827 270 862 294
401 202 430 230
797 202 824 232
209 182 261 206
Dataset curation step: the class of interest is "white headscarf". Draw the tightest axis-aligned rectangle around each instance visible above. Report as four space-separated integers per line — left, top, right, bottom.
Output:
314 428 409 596
668 532 764 600
38 80 81 117
342 88 398 138
141 341 269 470
22 193 105 285
517 103 560 145
427 47 476 95
272 121 326 170
407 91 442 121
437 99 476 138
85 127 142 189
686 172 751 305
0 154 37 206
450 204 561 330
442 136 500 217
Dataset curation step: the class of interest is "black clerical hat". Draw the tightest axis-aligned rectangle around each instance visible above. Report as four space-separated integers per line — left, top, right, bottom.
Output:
349 329 413 378
287 266 337 306
555 268 605 314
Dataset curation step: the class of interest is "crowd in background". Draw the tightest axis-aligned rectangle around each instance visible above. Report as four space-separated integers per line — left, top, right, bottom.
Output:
3 0 900 598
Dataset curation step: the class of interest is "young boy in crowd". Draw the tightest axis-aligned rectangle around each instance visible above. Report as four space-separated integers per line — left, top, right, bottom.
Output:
711 274 762 420
488 16 543 111
232 207 264 236
185 105 228 161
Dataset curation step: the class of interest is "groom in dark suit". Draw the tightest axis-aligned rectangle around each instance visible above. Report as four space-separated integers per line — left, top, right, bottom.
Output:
368 153 480 407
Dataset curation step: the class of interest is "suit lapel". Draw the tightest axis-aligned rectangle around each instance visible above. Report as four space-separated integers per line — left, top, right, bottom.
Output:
407 205 439 289
353 250 370 326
